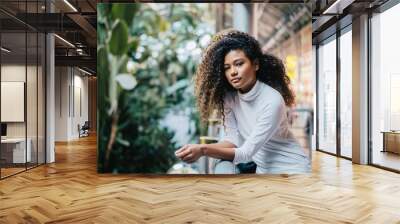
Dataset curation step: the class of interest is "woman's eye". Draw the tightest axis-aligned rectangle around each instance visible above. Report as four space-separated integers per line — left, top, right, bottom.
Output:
235 62 243 66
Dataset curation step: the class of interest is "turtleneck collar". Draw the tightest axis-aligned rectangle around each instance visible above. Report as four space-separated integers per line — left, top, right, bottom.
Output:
238 79 261 102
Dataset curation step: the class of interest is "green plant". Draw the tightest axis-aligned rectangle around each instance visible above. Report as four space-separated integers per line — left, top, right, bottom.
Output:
97 3 211 173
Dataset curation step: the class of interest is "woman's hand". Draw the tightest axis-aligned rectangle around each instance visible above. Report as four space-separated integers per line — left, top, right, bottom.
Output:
175 144 205 163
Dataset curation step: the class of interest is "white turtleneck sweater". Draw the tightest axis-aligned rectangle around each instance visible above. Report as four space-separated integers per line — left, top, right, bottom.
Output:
221 80 311 174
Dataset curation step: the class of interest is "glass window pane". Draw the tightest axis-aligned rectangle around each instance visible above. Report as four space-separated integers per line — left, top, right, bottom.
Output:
340 28 352 158
1 1 46 179
371 3 400 171
1 15 28 177
26 0 40 170
318 36 337 154
27 31 38 169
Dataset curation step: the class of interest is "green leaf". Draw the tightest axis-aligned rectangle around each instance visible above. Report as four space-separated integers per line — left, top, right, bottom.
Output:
97 3 111 19
99 3 213 173
159 20 170 32
97 47 109 77
97 23 107 45
129 39 139 54
115 73 137 90
109 20 129 56
116 136 130 147
167 62 183 76
97 47 110 159
111 3 139 26
166 79 189 95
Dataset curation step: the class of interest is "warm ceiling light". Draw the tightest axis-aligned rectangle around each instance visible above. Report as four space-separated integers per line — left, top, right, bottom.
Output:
76 48 84 55
63 0 78 12
54 34 75 48
1 47 11 53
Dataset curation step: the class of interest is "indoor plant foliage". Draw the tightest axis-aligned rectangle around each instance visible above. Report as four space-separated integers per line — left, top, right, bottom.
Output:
97 3 211 173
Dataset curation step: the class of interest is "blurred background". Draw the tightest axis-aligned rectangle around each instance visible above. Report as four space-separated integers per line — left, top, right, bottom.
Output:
97 3 313 174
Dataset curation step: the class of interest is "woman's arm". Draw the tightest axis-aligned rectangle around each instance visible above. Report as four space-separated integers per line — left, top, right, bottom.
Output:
175 142 235 163
176 95 239 163
207 140 236 148
201 143 235 160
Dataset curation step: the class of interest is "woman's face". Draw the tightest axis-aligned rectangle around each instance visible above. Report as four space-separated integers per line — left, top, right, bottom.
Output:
224 49 259 93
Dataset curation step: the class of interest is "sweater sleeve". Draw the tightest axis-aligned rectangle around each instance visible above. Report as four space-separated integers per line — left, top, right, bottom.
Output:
220 96 240 147
233 97 285 164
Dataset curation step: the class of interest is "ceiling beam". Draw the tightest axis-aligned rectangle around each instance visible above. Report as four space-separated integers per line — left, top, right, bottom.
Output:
67 13 97 47
55 55 96 73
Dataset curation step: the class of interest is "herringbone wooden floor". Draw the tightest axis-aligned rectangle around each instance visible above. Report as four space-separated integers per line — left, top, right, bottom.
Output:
1 135 400 223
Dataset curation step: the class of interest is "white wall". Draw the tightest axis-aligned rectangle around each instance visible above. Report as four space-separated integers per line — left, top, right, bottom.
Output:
54 67 89 141
1 63 46 164
55 66 69 141
1 65 32 138
1 65 25 135
75 70 89 138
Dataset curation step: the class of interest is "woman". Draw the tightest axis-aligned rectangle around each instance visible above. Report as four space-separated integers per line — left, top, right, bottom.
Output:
175 29 311 174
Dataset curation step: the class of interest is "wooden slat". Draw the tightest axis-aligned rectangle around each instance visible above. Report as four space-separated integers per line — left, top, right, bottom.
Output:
1 135 400 223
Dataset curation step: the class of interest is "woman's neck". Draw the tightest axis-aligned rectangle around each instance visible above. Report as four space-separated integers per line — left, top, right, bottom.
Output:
239 78 257 94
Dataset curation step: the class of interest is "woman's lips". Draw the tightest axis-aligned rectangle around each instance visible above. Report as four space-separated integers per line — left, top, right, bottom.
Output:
231 77 241 84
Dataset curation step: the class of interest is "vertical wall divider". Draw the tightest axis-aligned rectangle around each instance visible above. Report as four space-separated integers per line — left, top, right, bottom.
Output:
69 68 71 118
60 68 62 117
367 11 373 165
36 0 39 168
336 25 341 157
73 68 75 118
44 0 48 165
316 45 319 151
25 0 28 171
44 36 47 165
0 21 2 179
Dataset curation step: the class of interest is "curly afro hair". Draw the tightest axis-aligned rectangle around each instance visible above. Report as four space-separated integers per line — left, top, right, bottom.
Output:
194 29 295 123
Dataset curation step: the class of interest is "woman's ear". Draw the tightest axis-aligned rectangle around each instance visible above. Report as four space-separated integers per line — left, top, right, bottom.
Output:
253 59 259 71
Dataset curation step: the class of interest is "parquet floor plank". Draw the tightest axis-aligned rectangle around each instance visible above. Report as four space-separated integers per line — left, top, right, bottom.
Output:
1 135 400 223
